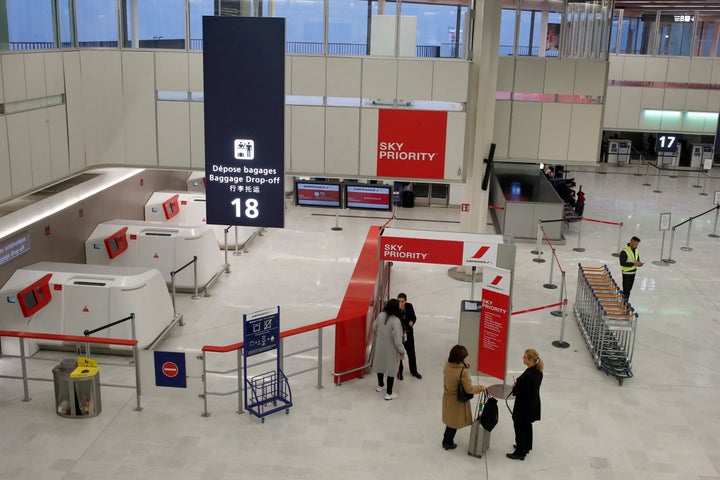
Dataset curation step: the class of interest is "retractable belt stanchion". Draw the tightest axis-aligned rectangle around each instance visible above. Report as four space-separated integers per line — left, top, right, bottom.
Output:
653 165 663 193
233 226 241 256
652 230 670 267
551 272 569 349
551 270 565 318
642 162 651 186
699 173 709 196
611 222 624 258
573 219 586 252
544 246 557 289
331 209 343 231
693 169 703 188
664 227 677 264
532 221 545 263
710 205 720 238
634 155 643 176
680 219 694 252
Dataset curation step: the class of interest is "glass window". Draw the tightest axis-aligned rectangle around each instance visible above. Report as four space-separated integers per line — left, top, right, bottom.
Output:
189 0 214 50
58 0 76 48
499 8 517 56
657 13 693 56
517 9 542 56
328 0 369 55
124 0 186 49
615 12 651 55
369 0 397 57
400 1 467 59
76 0 119 48
692 14 715 57
5 0 54 50
261 0 324 54
545 11 561 57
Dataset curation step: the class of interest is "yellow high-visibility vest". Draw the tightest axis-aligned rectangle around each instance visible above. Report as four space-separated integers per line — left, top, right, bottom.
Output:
620 245 638 273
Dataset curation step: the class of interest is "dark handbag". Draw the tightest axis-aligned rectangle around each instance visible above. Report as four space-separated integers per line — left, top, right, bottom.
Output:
456 367 474 402
479 390 499 431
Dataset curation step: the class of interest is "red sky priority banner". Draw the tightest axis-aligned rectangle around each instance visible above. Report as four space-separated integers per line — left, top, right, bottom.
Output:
376 110 447 179
477 267 511 380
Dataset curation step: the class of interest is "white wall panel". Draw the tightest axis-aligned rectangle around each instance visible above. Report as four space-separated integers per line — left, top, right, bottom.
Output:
497 57 514 91
444 112 465 180
608 56 623 81
621 56 646 80
617 87 642 130
80 51 125 166
666 57 691 83
602 86 620 129
290 106 324 173
638 109 660 131
685 90 709 111
493 101 511 158
711 60 720 84
6 113 33 193
24 54 46 99
1 55 27 102
285 56 291 95
327 57 361 97
27 109 52 186
432 60 468 102
122 52 157 166
284 105 291 172
155 52 188 91
568 104 602 164
47 105 70 179
663 89 687 110
359 109 379 176
0 117 11 200
0 58 4 102
325 108 359 176
398 59 432 101
640 87 664 110
157 102 190 167
660 111 682 132
574 61 607 96
43 52 64 96
707 91 720 112
62 52 85 173
538 103 571 161
190 103 205 169
644 57 668 81
291 56 326 96
188 53 203 92
508 102 541 159
362 58 397 100
514 58 544 93
689 57 713 83
544 60 574 94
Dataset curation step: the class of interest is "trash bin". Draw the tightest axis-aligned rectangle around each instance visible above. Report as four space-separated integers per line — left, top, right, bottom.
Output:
52 359 102 418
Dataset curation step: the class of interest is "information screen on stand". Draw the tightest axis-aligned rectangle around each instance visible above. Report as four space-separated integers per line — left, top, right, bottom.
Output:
202 17 285 228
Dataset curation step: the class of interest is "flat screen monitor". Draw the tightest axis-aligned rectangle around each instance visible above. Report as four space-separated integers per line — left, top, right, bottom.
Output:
21 289 38 310
345 184 392 211
295 181 342 208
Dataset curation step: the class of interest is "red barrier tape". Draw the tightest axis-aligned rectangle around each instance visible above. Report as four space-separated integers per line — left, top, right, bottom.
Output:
488 205 504 210
512 300 567 316
582 217 623 226
381 206 398 229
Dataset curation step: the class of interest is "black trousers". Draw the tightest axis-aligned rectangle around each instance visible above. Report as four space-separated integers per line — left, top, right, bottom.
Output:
398 330 418 375
377 373 395 394
622 273 636 299
443 426 457 446
513 419 533 456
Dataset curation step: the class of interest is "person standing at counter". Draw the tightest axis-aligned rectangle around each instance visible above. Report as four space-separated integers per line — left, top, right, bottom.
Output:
507 348 544 461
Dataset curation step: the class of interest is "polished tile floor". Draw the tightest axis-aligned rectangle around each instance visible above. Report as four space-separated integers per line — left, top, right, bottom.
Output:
1 164 720 479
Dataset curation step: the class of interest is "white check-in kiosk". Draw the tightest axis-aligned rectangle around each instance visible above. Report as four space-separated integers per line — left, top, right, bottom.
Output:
690 144 714 169
187 172 206 192
0 262 177 355
144 191 259 249
608 139 632 165
85 220 226 291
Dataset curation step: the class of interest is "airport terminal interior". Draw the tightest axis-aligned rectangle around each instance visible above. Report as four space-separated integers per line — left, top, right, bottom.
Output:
0 164 719 479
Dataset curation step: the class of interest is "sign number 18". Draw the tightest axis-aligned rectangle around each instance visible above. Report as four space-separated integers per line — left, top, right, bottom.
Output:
231 198 259 218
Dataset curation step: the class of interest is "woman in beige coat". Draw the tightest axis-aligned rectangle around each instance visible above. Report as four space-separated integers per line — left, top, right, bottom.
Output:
442 344 486 450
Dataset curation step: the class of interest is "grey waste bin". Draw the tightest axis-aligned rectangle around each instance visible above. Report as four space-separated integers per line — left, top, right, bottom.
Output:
52 359 102 418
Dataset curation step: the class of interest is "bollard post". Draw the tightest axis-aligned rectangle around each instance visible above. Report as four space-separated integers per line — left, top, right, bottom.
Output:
543 248 557 289
680 219 694 252
532 222 545 263
573 220 585 252
653 166 662 193
611 223 623 257
237 348 245 415
709 206 720 238
552 272 570 348
133 344 143 411
551 271 565 317
664 227 677 264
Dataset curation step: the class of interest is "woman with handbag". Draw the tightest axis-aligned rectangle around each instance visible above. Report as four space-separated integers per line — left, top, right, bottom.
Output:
441 344 486 450
507 348 544 460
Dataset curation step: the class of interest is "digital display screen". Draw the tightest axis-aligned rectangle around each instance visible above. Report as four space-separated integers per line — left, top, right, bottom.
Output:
295 182 342 208
109 238 119 254
345 184 392 211
21 290 37 310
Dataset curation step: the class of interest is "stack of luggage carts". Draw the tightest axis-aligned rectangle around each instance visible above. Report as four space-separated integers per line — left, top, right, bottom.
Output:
573 264 638 385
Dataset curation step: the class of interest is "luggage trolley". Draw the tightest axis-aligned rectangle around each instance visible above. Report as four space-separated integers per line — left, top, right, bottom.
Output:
573 264 638 385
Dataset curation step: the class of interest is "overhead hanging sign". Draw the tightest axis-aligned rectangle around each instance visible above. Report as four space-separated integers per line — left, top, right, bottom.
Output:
379 228 503 266
203 16 285 228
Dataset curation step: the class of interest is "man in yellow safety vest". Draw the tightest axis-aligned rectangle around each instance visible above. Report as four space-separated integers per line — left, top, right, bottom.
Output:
619 236 643 300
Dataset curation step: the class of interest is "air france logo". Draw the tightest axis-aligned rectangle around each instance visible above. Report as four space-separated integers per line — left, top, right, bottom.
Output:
490 275 503 286
234 139 255 160
471 246 490 259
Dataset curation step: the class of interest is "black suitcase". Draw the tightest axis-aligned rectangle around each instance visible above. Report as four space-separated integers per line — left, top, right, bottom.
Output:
401 190 414 208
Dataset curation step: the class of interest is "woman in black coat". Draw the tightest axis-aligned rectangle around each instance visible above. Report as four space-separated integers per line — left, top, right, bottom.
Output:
507 348 544 460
